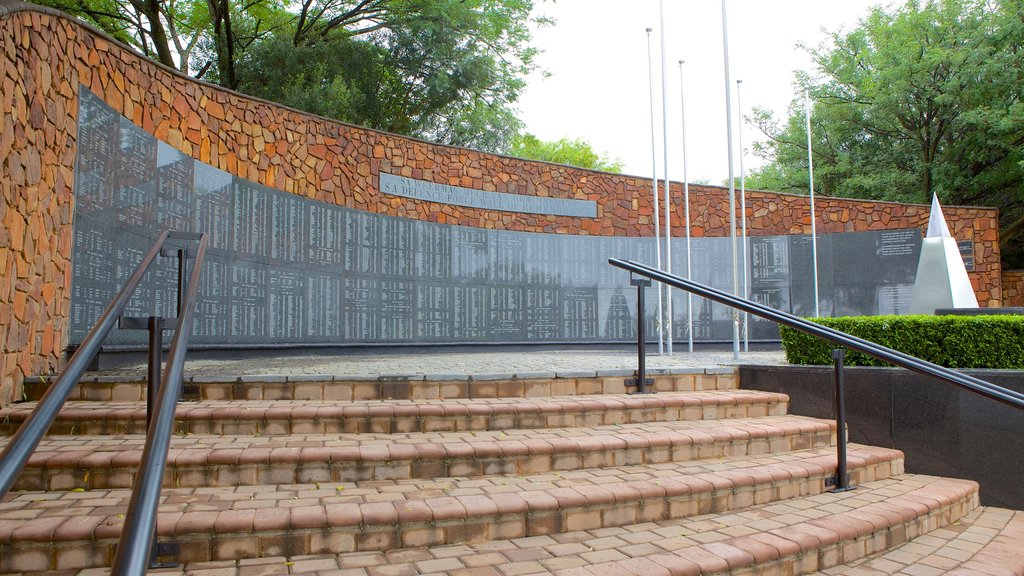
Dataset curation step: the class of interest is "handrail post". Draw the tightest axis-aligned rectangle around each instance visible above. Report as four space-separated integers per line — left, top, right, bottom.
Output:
146 317 163 428
830 348 855 492
176 248 188 316
630 274 653 394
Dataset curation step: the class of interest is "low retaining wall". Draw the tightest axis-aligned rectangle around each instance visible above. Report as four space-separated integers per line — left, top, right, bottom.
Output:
739 364 1024 509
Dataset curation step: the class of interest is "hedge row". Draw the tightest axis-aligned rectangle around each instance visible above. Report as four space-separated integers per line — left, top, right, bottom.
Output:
780 315 1024 369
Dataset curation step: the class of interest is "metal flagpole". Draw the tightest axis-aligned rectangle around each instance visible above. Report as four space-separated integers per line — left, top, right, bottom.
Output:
805 89 821 318
737 79 749 351
678 60 693 353
659 0 673 354
721 0 740 359
646 27 664 354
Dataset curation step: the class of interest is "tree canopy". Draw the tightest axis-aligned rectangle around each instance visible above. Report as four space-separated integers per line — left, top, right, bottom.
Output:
41 0 545 152
748 0 1024 265
509 134 623 173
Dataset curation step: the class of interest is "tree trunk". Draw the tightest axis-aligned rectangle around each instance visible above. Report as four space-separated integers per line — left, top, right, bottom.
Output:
140 0 176 68
207 0 237 88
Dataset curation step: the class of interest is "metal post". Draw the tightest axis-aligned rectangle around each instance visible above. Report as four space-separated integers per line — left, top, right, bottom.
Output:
146 317 163 428
678 60 694 353
830 348 854 492
806 90 821 318
659 0 673 355
176 248 188 317
645 27 664 355
721 0 740 360
738 79 749 351
631 275 652 394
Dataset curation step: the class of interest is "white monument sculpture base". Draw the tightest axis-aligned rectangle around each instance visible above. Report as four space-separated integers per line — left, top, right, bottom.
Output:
909 195 979 314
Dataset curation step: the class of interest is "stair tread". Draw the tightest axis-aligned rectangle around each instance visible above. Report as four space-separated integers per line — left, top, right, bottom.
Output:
812 506 1024 576
27 473 969 576
0 445 901 543
9 414 831 463
0 390 788 420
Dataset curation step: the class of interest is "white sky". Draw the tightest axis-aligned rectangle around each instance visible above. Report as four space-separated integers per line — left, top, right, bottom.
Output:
517 0 893 184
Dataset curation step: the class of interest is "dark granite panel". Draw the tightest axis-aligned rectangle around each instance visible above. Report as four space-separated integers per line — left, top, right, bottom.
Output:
740 365 1023 509
891 374 963 477
71 89 923 347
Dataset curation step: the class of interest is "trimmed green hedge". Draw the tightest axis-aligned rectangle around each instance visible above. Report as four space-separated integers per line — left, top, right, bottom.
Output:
780 315 1024 369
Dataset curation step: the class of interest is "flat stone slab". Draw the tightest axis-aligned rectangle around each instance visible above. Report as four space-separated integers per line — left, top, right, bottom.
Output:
47 348 787 381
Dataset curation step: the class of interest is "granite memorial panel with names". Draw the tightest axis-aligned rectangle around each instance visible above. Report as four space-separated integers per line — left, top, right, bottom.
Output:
70 89 926 346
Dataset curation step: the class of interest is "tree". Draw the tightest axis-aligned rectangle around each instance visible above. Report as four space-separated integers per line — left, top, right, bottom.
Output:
749 0 1024 265
36 0 545 151
508 134 623 172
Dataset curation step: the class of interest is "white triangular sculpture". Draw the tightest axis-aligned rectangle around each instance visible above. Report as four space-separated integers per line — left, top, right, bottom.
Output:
909 194 979 314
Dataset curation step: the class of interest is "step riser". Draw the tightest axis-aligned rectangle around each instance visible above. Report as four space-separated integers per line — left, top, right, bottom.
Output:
0 400 788 436
22 372 737 402
0 457 905 572
12 426 834 491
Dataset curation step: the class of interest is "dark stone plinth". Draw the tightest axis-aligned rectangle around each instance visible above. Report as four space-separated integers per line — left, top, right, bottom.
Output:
739 364 1024 510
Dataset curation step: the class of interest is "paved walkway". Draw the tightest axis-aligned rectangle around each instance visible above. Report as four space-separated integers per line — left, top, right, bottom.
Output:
96 347 788 379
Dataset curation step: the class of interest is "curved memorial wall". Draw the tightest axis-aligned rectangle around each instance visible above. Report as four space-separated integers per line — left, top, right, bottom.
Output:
0 2 1003 401
75 89 928 346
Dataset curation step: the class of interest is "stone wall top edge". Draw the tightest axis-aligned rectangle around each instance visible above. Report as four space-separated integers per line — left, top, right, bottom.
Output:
0 0 644 184
2 0 1000 224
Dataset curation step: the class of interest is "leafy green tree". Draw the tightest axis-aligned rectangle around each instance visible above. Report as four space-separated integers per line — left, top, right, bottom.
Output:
749 0 1024 264
36 0 544 151
509 134 623 172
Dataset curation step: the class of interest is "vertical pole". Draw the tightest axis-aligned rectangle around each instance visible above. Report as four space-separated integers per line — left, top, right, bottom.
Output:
659 0 673 354
721 0 740 359
738 79 749 351
176 248 188 318
146 317 162 429
678 60 694 353
645 27 664 355
806 90 821 318
831 348 853 492
632 276 651 394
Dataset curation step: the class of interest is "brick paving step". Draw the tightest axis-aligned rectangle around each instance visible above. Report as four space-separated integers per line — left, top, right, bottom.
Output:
142 475 980 576
4 415 833 491
0 445 904 572
0 390 789 436
812 506 1024 576
20 368 738 403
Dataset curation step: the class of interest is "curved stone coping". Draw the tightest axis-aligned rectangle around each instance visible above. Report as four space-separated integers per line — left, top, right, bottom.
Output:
7 415 834 490
23 366 736 384
0 390 788 423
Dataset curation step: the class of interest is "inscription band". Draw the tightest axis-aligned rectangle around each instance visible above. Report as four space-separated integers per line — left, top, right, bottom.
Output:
379 173 598 218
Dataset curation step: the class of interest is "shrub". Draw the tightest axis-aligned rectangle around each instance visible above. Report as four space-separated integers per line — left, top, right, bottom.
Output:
780 315 1024 369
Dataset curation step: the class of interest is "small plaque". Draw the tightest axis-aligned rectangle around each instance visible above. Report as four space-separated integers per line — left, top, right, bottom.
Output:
957 240 975 272
379 173 597 218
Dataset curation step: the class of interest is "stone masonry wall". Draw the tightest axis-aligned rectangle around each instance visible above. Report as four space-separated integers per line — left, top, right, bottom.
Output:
0 2 1002 403
1001 271 1024 307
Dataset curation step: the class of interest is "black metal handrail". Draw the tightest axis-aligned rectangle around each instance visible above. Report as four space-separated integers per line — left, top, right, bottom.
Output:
610 258 1024 410
0 230 168 495
112 232 208 574
0 230 207 575
613 257 1024 492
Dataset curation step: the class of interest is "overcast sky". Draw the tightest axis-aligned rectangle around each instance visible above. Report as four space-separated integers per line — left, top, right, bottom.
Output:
517 0 893 184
